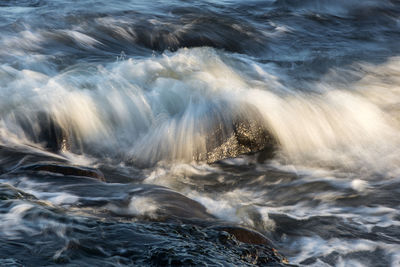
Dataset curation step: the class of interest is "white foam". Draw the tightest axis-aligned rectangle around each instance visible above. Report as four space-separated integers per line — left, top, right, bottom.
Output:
0 203 35 237
0 200 67 240
2 48 400 175
60 30 103 48
186 189 275 231
144 162 218 188
351 179 369 192
106 196 158 218
0 178 80 207
46 193 79 206
287 235 400 266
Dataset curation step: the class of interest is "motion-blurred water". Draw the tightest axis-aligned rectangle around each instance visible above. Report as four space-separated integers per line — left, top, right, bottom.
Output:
1 0 400 266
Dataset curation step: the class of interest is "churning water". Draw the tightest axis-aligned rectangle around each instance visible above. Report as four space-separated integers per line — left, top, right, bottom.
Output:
1 0 400 266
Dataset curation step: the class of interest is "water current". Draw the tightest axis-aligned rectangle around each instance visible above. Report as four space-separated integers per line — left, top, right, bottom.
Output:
1 0 400 266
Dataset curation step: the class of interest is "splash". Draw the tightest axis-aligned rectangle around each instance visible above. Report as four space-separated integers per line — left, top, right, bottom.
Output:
1 48 400 173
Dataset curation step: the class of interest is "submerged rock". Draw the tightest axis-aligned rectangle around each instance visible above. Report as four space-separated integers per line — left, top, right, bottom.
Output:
0 145 290 266
16 163 105 181
103 184 215 222
211 225 290 266
0 183 37 201
213 225 274 246
0 145 62 174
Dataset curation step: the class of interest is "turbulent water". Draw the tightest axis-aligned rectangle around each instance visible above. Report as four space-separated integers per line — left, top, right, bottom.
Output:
1 0 400 266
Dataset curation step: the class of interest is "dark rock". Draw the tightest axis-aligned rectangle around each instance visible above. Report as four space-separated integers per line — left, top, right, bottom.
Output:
214 225 273 245
105 185 215 222
16 163 105 181
0 145 69 175
203 107 277 163
16 112 70 153
153 191 215 222
211 225 290 265
37 112 70 153
0 183 37 200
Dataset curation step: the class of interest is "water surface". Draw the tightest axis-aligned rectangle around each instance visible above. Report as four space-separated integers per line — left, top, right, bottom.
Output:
1 0 400 266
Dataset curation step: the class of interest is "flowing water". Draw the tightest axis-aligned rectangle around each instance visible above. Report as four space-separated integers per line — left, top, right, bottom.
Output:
1 0 400 266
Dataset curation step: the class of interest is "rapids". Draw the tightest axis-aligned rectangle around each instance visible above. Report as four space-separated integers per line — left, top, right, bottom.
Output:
1 0 400 266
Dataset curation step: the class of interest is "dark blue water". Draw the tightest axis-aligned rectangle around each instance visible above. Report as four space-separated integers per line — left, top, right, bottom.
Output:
1 0 400 266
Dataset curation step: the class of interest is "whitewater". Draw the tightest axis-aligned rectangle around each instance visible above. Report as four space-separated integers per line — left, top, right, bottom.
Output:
1 0 400 266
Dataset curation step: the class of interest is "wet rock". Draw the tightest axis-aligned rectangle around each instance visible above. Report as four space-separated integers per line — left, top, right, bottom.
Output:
212 225 290 266
204 109 277 163
234 119 276 158
38 113 70 152
16 112 70 153
37 112 70 153
17 163 105 181
151 188 215 221
214 225 274 245
0 145 69 175
139 223 290 266
105 184 215 222
0 183 37 200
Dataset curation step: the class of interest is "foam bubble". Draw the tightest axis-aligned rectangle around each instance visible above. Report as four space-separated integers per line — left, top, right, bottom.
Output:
351 179 369 192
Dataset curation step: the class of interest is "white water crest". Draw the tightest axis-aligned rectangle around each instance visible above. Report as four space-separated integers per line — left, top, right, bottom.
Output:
1 47 400 173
